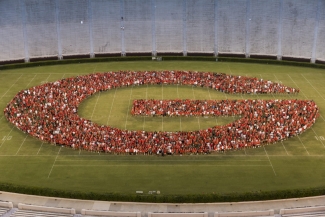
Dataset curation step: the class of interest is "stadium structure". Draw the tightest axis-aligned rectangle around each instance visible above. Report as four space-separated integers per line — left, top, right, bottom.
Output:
1 0 325 63
0 0 325 217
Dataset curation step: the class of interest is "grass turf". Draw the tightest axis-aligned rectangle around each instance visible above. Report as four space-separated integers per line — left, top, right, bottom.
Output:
0 60 325 196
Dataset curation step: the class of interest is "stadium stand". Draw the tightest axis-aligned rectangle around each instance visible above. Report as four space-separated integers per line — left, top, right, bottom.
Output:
186 0 214 54
81 209 141 216
91 0 121 55
0 208 10 217
148 213 208 217
0 0 25 62
281 0 317 59
249 0 279 57
217 0 246 55
155 0 183 53
280 205 325 216
9 210 74 217
25 0 58 59
0 196 325 217
58 0 90 56
0 0 325 62
214 210 274 217
17 203 75 215
124 0 153 54
315 0 325 63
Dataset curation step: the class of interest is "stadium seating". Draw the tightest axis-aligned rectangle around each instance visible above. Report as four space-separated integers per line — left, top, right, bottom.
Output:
316 0 325 62
58 0 90 56
0 202 325 217
25 0 58 59
186 0 215 54
280 205 325 217
124 0 153 53
91 0 121 54
217 0 246 54
281 0 317 59
9 210 74 217
0 0 25 62
0 207 9 217
0 0 325 62
249 0 279 56
155 0 183 53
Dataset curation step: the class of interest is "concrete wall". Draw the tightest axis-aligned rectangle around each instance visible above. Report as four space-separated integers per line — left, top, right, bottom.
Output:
0 0 324 62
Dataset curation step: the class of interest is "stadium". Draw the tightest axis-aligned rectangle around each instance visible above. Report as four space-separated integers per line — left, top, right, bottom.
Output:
0 0 325 216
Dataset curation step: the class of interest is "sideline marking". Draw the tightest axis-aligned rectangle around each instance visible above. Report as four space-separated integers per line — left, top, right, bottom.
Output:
312 128 325 148
124 87 133 130
301 74 325 101
287 74 325 149
90 92 101 120
297 135 310 155
263 146 277 176
47 147 62 178
287 74 325 122
0 154 323 157
0 74 23 101
53 164 271 167
15 135 28 155
280 141 289 155
37 141 45 155
106 88 117 125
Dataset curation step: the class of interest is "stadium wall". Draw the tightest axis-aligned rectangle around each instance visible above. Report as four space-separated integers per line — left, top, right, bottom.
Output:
0 0 324 64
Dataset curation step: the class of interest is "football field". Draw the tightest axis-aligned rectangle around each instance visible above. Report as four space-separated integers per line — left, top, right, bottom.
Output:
0 60 325 197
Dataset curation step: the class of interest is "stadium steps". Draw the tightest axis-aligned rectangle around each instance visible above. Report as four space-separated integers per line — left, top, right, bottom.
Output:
1 208 17 217
9 209 74 217
281 212 325 217
0 207 11 217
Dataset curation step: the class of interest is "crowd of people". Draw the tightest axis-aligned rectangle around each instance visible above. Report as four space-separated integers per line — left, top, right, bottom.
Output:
4 70 316 155
132 99 319 151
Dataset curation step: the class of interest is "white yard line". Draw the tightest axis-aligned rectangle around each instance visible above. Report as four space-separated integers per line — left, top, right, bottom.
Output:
191 86 195 99
90 92 101 120
56 159 269 162
311 128 325 148
0 74 23 101
25 74 38 88
192 86 201 130
177 85 182 131
92 65 97 74
287 74 325 149
179 117 182 131
143 85 149 131
0 154 324 157
36 141 45 155
124 87 133 130
287 74 325 121
53 164 271 167
15 135 28 155
301 74 325 101
106 89 117 125
280 141 289 155
44 74 52 83
263 146 277 176
47 147 62 178
0 73 40 147
297 135 310 155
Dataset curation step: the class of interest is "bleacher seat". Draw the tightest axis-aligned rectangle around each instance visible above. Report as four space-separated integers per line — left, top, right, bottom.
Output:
9 209 74 217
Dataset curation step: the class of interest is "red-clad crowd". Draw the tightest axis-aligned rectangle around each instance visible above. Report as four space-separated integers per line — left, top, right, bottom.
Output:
132 99 319 152
4 70 314 155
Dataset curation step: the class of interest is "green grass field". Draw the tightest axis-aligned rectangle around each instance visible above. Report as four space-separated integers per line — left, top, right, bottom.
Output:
0 60 325 197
